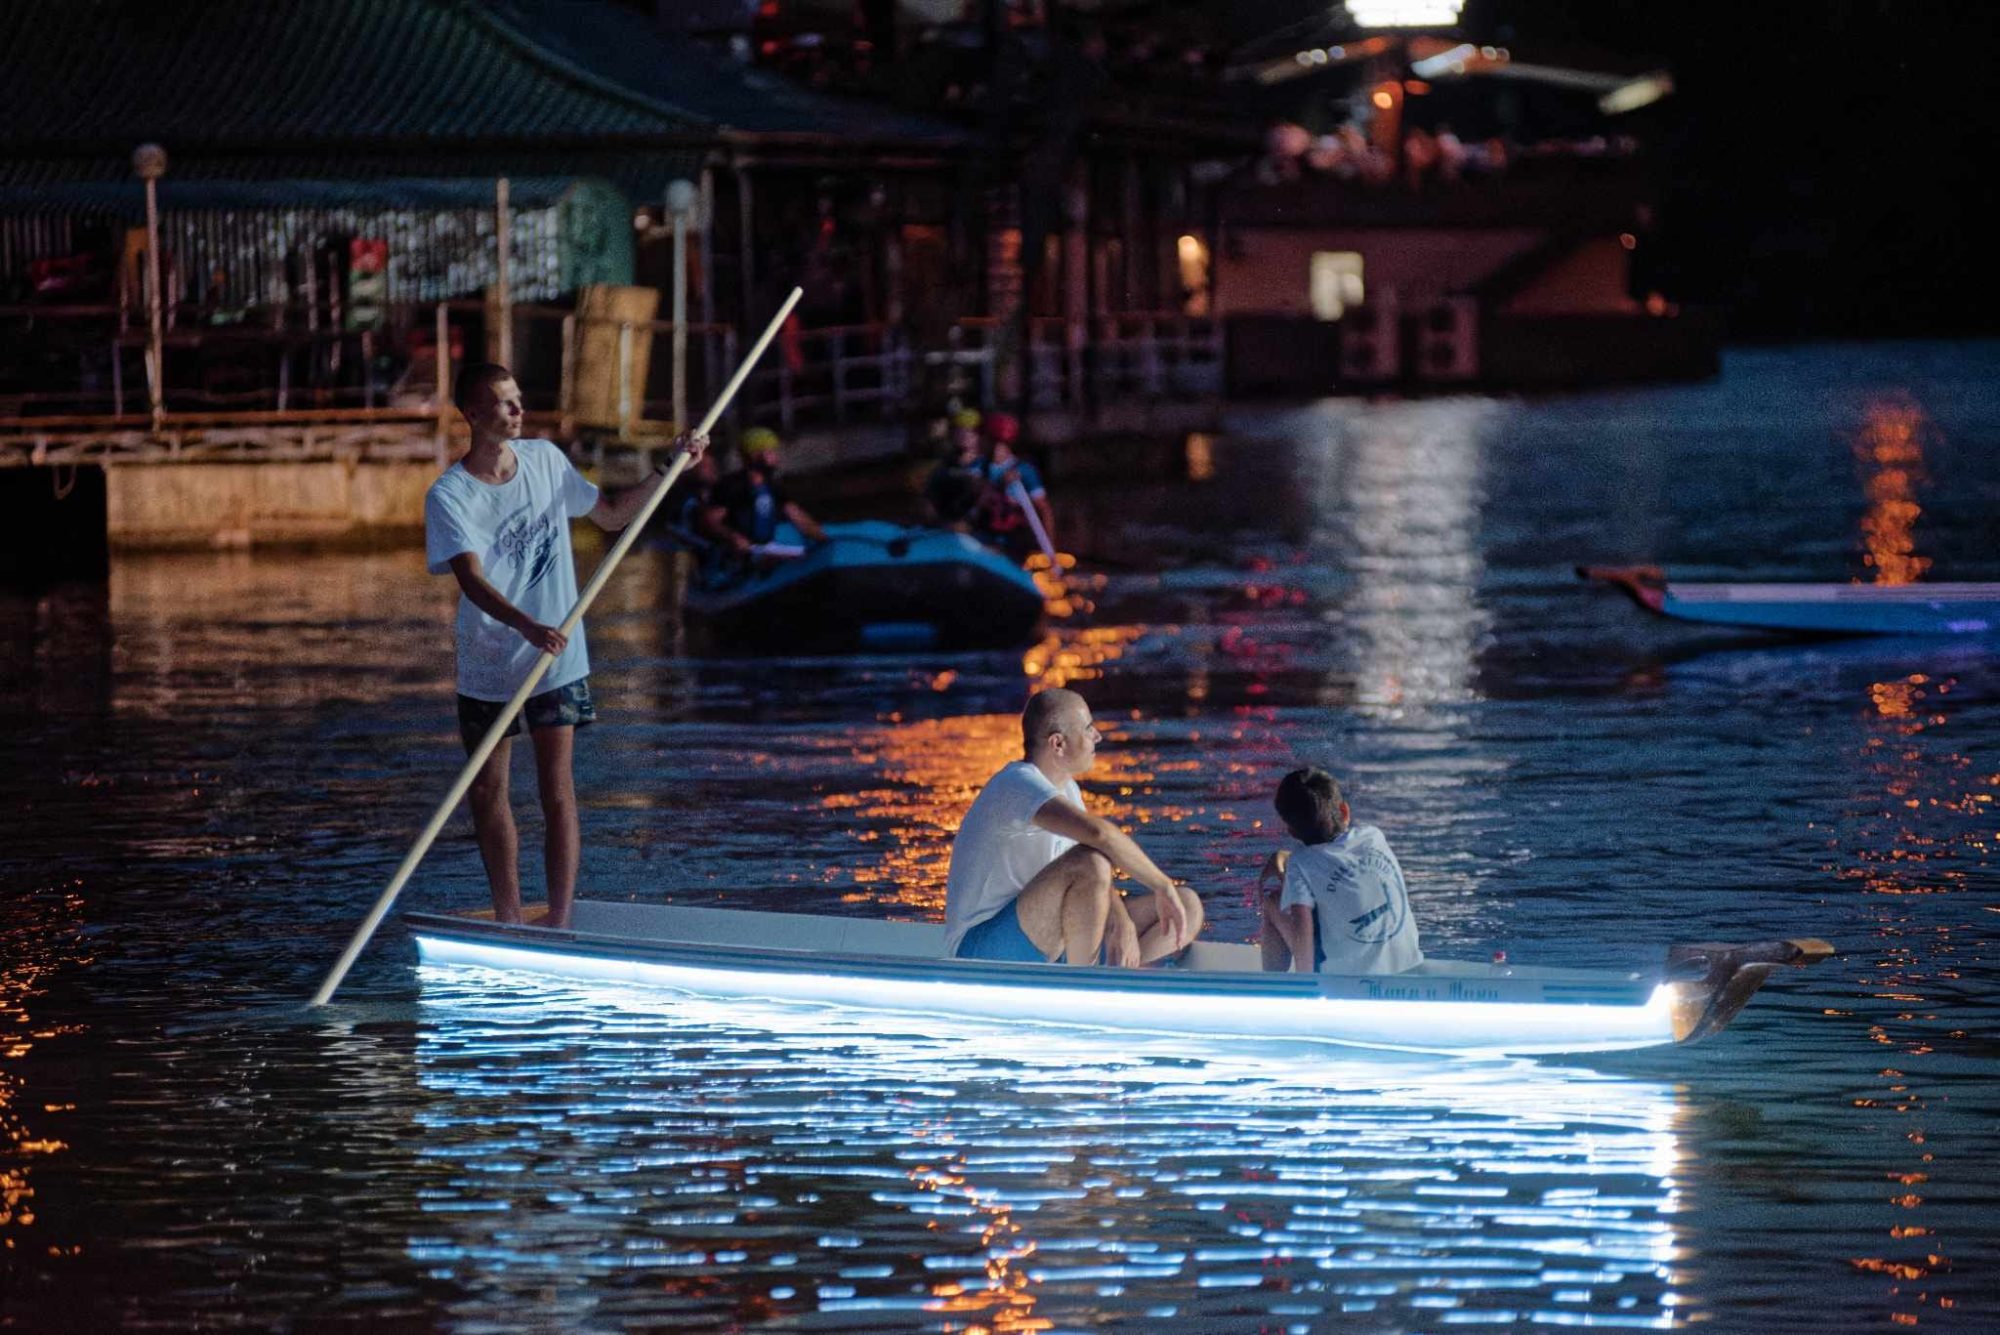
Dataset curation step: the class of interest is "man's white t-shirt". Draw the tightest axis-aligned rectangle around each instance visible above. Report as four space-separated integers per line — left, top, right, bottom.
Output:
1279 824 1422 975
424 439 600 701
943 761 1083 955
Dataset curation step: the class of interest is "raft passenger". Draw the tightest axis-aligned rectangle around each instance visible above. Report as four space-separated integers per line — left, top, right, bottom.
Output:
923 407 988 529
703 426 826 564
972 411 1057 557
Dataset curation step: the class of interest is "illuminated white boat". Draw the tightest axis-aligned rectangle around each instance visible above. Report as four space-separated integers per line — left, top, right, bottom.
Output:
1580 565 2000 636
407 900 1831 1057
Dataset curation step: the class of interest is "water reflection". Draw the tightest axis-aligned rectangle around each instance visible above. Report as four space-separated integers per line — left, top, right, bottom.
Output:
1306 398 1501 716
106 549 456 715
1852 397 1932 586
1838 661 1987 1326
0 887 91 1260
810 705 1195 922
412 969 1687 1329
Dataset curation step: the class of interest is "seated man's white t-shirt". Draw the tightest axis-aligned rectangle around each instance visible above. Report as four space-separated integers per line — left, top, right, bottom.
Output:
943 760 1083 956
424 438 600 701
1278 824 1422 974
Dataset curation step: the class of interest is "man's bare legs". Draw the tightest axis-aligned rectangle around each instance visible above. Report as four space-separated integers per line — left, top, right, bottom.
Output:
1013 845 1114 963
530 724 578 929
1012 848 1204 965
467 736 522 922
1125 885 1205 963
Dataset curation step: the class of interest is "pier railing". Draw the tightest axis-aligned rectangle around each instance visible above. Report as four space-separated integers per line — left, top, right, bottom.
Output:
743 321 912 435
1 302 1222 466
1028 313 1224 408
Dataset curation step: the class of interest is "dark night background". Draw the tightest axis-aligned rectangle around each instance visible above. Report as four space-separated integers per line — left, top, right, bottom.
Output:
1232 0 2000 338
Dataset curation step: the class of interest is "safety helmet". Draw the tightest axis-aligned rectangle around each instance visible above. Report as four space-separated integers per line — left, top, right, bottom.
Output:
949 408 982 431
740 426 781 456
986 411 1021 444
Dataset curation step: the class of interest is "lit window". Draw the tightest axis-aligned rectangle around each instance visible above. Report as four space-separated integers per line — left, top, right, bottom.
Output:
1310 252 1365 321
1345 1 1464 29
1177 234 1211 315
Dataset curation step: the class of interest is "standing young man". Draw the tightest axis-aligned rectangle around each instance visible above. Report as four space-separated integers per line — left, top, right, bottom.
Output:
943 688 1204 966
424 362 704 927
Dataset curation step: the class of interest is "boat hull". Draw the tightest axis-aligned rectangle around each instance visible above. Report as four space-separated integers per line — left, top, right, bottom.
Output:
407 903 1701 1056
685 521 1045 651
1661 582 2000 635
1578 566 2000 636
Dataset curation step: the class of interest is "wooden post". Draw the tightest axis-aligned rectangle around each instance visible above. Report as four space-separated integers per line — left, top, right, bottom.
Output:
699 169 719 407
133 144 169 435
494 176 513 365
668 179 695 432
734 160 756 335
617 321 633 439
558 311 576 439
832 330 847 422
434 301 451 467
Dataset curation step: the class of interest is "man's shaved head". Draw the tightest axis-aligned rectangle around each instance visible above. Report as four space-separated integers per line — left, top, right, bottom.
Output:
1022 688 1087 755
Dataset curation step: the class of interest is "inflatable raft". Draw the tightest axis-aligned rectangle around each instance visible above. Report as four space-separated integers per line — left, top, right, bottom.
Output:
684 521 1046 651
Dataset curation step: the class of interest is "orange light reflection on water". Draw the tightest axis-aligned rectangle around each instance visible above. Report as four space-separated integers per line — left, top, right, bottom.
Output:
821 707 1170 919
0 884 91 1250
911 1158 1048 1332
1021 622 1139 689
1853 398 1933 586
1831 657 1987 1325
813 613 1202 918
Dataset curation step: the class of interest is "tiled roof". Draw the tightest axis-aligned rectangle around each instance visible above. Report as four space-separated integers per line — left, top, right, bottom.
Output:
0 0 961 192
492 0 965 145
0 0 710 185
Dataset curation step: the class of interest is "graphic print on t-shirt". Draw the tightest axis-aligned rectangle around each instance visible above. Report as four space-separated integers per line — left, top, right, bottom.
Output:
492 501 559 592
1322 843 1410 943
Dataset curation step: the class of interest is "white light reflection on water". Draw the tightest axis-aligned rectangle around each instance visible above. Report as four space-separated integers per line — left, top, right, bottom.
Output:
1304 397 1503 717
1278 396 1515 956
410 967 1686 1329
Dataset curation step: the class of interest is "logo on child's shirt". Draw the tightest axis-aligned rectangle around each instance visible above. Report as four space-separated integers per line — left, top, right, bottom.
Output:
1322 843 1409 944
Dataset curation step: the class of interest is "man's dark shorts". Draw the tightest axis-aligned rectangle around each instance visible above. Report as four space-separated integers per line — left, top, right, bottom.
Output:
457 677 596 753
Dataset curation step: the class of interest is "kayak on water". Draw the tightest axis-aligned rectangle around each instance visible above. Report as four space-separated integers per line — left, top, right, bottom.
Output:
1578 565 2000 636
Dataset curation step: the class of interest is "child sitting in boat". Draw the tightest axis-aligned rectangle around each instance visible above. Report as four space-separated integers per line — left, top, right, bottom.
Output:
1258 767 1422 975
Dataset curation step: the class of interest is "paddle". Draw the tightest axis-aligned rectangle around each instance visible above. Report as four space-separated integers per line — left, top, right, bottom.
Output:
1006 477 1061 572
309 288 804 1007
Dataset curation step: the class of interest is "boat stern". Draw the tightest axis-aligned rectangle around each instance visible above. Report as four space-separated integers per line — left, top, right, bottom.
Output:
1577 564 1668 614
1664 937 1834 1043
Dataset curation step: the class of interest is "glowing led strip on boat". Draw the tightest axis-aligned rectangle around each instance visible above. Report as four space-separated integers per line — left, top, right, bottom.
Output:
413 934 1683 1057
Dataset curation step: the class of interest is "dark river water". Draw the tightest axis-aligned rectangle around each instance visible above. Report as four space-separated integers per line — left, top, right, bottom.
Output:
4 342 1997 1330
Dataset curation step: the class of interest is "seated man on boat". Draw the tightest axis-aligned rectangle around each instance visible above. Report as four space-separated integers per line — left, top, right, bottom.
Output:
944 688 1203 966
923 408 988 530
702 427 827 566
1258 767 1422 974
